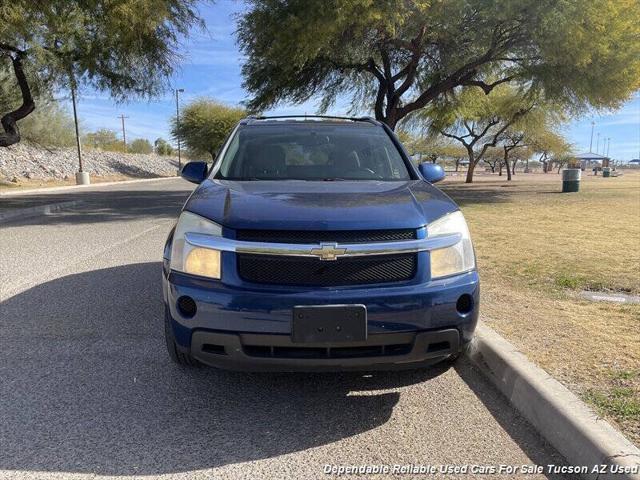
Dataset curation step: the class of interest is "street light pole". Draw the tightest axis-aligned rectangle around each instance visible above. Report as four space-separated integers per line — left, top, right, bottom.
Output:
70 81 90 185
596 132 600 154
70 85 83 173
175 88 184 172
589 121 595 152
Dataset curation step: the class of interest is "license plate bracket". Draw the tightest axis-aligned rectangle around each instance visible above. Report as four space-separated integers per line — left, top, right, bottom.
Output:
292 305 367 343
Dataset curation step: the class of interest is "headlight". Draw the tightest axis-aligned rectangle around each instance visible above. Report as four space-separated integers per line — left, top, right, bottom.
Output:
428 211 475 279
170 211 222 279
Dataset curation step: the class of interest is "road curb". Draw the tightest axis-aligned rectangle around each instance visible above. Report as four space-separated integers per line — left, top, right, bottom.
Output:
467 324 640 480
0 175 179 196
0 200 81 223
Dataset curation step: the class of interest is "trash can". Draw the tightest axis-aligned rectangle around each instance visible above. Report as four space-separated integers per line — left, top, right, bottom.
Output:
562 168 580 192
603 167 611 178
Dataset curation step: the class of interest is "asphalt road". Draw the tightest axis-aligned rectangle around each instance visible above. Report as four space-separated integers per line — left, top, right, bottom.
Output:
1 179 573 479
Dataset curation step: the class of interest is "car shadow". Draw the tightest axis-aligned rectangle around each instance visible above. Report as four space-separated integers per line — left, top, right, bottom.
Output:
0 262 449 476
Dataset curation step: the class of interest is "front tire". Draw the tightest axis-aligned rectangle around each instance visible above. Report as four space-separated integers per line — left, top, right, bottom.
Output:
164 307 200 367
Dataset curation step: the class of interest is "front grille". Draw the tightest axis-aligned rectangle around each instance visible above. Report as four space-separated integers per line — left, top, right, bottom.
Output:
236 229 416 244
237 253 417 286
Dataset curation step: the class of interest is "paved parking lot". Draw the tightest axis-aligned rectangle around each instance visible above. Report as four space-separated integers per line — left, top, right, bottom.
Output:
0 179 573 479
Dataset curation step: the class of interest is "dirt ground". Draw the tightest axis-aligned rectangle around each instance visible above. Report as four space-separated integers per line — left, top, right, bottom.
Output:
441 169 640 445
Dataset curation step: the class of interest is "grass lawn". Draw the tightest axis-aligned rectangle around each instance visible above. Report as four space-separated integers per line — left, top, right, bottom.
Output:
441 170 640 445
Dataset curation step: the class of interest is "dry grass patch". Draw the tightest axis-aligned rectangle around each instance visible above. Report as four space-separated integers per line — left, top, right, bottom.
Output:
0 173 174 192
441 171 640 445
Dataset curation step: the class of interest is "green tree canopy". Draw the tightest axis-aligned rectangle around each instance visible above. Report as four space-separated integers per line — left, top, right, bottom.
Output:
171 98 246 161
154 138 174 156
424 85 538 182
0 0 205 147
238 0 640 129
129 138 153 154
83 128 124 152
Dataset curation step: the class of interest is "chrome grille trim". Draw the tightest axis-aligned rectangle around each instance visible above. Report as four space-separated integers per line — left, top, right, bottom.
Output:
183 232 461 259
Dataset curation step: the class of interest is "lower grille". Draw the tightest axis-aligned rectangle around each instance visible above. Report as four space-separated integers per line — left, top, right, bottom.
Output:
243 343 413 359
237 253 417 286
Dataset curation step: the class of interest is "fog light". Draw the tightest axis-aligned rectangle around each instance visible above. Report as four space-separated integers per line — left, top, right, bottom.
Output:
177 296 197 318
456 294 473 315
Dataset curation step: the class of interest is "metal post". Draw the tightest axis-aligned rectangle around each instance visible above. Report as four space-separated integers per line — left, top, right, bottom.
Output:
175 88 184 171
71 85 83 172
596 132 600 154
589 121 595 152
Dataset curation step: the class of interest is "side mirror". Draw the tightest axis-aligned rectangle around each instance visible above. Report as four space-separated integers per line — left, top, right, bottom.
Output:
180 161 208 184
418 163 445 183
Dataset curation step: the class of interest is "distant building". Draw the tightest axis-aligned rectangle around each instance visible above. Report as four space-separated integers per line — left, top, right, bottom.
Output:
628 159 640 167
574 152 609 170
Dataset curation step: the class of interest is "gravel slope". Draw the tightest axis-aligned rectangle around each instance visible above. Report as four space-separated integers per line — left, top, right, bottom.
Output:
0 142 179 182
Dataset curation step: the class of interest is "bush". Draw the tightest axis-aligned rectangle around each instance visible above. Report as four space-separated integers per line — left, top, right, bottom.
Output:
19 101 77 148
154 138 174 156
83 129 125 152
128 138 153 154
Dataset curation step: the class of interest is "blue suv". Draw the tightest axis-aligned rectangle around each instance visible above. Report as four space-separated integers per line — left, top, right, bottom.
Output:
163 116 479 370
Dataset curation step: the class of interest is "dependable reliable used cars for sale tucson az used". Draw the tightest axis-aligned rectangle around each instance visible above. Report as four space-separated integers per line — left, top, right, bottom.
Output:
162 116 479 371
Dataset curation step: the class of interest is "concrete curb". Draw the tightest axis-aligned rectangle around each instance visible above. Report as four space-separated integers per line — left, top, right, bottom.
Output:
0 175 179 196
0 200 81 223
467 323 640 480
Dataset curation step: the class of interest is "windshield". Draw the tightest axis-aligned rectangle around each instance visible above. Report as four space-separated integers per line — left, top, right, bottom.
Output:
215 123 412 181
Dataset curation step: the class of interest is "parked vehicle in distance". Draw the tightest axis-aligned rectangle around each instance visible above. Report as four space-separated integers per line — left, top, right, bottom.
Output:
163 116 479 370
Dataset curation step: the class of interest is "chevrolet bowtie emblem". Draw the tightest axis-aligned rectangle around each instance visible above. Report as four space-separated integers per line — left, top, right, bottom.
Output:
310 243 347 261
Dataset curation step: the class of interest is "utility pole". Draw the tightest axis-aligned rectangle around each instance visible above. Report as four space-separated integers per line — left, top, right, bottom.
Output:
607 138 611 158
589 121 595 152
596 132 600 154
175 88 184 172
118 114 129 152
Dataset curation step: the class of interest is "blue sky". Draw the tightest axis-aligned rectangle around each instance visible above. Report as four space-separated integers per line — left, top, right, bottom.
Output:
71 0 640 161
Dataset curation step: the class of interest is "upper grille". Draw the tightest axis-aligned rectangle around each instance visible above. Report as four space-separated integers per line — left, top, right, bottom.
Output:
237 253 416 286
236 229 416 244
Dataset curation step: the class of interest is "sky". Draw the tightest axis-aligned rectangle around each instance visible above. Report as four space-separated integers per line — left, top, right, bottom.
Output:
70 0 640 161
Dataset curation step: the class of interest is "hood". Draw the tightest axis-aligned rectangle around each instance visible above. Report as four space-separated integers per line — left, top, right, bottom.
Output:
184 179 458 231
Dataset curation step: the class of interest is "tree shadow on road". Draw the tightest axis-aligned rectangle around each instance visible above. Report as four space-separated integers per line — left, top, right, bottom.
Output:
0 262 449 476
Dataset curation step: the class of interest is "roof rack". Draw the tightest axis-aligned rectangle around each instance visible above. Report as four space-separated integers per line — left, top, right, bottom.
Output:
242 115 380 126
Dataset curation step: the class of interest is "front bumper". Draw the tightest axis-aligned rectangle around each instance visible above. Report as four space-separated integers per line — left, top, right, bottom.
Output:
163 268 479 371
190 328 460 371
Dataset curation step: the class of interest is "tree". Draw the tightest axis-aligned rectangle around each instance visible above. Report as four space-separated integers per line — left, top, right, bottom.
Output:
129 138 153 154
530 129 572 174
154 138 174 156
499 105 568 180
0 0 205 147
84 129 125 152
238 0 640 129
425 85 534 182
171 99 246 161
